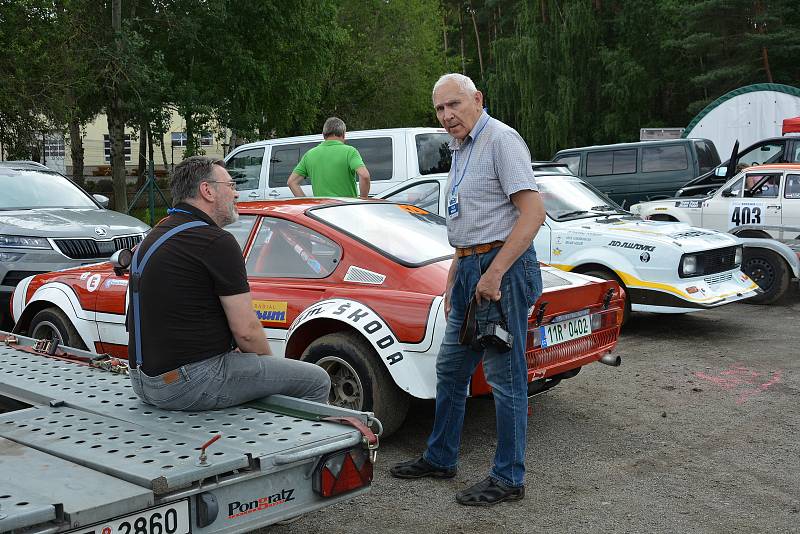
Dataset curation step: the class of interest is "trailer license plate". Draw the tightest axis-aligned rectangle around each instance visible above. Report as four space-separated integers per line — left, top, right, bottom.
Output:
540 316 592 347
67 500 190 534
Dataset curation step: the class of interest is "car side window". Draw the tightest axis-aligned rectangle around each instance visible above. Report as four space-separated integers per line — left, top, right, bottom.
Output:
743 173 780 198
785 174 800 199
222 215 257 251
416 133 452 175
642 145 689 172
553 154 580 175
245 217 341 278
739 142 784 166
722 176 745 198
384 181 441 214
694 141 720 174
268 142 316 187
225 148 264 190
586 149 636 176
348 138 393 181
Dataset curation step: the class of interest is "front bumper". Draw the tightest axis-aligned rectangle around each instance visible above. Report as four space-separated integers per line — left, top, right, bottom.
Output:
626 269 760 313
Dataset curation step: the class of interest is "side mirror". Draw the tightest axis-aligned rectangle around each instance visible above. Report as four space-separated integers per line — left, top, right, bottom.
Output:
714 167 728 177
93 194 110 208
110 248 133 276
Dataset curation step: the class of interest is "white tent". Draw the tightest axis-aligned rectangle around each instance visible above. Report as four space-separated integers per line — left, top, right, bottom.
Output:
682 83 800 157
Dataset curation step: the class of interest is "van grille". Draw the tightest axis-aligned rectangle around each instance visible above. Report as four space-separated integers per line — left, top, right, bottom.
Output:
54 235 142 260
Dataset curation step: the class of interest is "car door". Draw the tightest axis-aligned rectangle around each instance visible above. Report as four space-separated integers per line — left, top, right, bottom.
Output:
781 172 800 233
244 216 342 356
225 147 267 201
265 142 316 199
702 172 782 235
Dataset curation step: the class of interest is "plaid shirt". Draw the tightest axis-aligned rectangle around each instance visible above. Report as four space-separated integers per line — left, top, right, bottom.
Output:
445 112 538 247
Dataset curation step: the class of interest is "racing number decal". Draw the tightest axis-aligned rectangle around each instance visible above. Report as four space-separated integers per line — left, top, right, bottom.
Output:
728 201 762 229
730 206 761 227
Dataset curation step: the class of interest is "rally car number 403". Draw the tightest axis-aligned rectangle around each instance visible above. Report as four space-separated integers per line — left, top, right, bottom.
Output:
11 199 624 437
380 172 760 318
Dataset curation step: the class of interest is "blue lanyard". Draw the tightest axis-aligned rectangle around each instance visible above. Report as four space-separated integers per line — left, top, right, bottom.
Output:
167 207 193 216
451 116 490 196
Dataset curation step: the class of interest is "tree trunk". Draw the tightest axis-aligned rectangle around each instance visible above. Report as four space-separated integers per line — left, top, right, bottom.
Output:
159 136 169 175
68 117 84 186
443 10 449 63
458 8 466 74
136 120 147 189
468 3 484 81
108 109 128 212
184 109 197 158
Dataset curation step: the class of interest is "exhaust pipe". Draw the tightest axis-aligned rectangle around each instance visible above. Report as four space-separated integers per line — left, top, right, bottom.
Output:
600 353 621 367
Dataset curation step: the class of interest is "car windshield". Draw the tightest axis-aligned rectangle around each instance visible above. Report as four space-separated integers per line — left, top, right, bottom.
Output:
310 202 453 265
0 168 98 210
536 175 627 220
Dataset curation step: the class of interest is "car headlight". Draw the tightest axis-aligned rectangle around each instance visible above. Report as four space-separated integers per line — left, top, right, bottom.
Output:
734 246 743 266
0 235 52 249
681 254 698 277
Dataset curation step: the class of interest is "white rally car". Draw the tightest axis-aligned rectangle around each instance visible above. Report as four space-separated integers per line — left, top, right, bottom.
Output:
630 163 800 238
380 169 760 318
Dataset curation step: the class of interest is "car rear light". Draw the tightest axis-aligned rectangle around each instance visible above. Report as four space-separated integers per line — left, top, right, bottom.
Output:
313 447 373 498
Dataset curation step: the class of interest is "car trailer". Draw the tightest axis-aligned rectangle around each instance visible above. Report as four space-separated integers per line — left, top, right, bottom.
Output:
0 332 378 534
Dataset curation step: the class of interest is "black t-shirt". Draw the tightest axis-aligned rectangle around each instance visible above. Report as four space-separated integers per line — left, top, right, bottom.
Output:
127 203 250 375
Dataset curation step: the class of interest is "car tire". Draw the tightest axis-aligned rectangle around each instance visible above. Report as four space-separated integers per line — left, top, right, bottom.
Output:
28 307 87 350
583 269 630 325
741 249 791 305
302 331 409 438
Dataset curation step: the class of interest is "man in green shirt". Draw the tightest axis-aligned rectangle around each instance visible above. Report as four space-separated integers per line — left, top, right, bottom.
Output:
287 117 371 198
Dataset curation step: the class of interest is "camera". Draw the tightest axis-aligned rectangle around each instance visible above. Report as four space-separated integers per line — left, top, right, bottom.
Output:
475 322 513 352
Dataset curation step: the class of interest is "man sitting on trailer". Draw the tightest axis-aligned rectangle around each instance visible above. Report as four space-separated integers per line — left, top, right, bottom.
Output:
126 156 330 410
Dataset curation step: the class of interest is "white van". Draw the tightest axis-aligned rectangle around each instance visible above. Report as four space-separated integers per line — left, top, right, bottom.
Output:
224 127 452 199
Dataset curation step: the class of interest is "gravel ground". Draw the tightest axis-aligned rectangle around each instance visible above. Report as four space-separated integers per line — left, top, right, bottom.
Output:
268 289 800 534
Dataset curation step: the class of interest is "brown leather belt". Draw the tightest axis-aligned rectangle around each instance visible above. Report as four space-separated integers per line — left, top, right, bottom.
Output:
455 240 504 258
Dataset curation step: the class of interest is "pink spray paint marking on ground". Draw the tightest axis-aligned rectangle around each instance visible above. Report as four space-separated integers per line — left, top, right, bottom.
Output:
693 365 782 404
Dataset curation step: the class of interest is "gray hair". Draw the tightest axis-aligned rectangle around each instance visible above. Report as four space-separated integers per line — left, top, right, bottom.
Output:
171 155 225 205
322 117 346 138
432 73 478 104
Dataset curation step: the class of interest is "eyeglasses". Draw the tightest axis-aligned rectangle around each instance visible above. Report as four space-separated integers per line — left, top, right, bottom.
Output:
205 180 237 190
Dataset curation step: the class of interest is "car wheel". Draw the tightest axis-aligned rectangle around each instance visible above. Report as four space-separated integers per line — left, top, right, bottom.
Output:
302 331 409 437
29 307 87 350
583 269 630 325
741 249 791 305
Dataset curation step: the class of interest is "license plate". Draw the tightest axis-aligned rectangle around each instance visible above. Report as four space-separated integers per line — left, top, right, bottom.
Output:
67 500 190 534
540 316 592 347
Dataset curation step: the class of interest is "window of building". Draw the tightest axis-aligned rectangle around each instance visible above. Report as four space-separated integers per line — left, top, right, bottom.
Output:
103 134 131 163
44 135 65 158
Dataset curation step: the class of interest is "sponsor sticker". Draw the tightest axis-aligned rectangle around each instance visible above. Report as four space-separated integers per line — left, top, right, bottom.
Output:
608 240 656 252
253 300 288 323
398 204 428 215
728 200 764 229
86 274 102 292
104 279 128 288
227 489 296 519
552 248 563 256
80 272 90 280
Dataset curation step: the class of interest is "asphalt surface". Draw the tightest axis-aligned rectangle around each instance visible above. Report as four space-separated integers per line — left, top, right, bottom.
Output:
269 289 799 534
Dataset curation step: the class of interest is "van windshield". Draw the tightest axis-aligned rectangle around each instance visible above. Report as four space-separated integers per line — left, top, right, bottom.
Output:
416 133 452 175
536 175 627 220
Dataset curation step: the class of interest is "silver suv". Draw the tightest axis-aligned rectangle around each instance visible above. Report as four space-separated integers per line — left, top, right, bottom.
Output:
0 163 148 326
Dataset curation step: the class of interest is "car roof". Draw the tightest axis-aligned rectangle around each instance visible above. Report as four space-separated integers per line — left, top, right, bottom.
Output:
554 138 709 154
229 127 448 153
740 163 800 172
0 161 51 170
235 197 379 216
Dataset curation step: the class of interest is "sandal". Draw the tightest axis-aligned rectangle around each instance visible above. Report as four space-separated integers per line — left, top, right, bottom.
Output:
455 476 525 506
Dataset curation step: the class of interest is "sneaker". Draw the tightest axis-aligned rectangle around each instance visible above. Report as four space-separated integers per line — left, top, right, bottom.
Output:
389 456 457 479
455 476 524 506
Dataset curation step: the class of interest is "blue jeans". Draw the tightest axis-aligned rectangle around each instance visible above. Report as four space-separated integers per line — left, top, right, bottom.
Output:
129 351 331 410
423 245 542 487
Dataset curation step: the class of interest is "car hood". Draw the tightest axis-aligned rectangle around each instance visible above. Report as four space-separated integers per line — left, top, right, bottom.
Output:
0 208 149 237
563 216 739 251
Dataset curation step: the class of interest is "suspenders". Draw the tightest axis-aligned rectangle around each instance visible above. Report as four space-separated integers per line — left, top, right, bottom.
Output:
130 220 208 368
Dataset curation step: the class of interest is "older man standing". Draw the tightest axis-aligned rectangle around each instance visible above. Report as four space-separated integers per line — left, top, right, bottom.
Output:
390 74 545 506
287 117 371 198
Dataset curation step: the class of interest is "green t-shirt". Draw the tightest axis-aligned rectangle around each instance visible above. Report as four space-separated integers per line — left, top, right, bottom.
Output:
292 140 366 197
